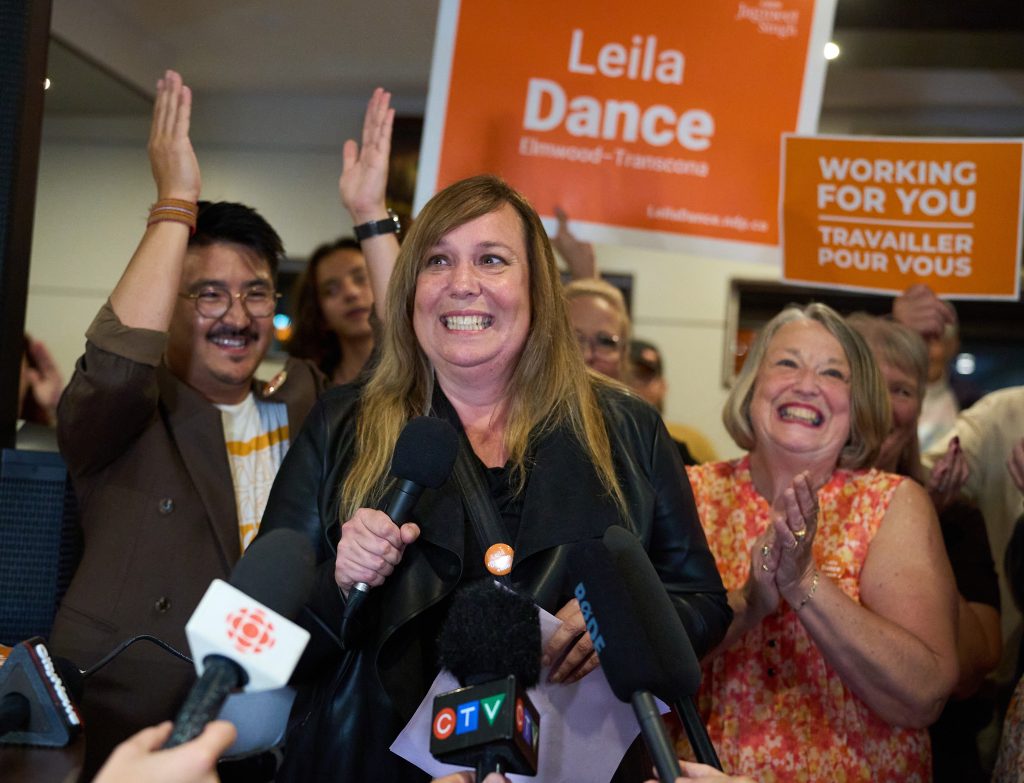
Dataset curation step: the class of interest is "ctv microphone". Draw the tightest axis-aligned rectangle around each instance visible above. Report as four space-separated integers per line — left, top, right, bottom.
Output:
567 525 719 782
429 581 541 778
341 416 459 644
0 638 83 747
164 528 314 748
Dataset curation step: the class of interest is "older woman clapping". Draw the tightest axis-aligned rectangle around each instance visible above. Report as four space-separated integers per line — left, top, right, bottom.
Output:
686 303 958 782
259 174 731 782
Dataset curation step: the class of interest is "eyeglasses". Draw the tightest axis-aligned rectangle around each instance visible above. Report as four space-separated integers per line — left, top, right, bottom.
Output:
179 285 281 319
575 330 622 358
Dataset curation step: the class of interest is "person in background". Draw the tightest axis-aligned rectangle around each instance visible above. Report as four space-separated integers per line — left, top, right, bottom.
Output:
287 237 375 385
553 210 710 466
18 333 63 426
48 71 324 777
993 508 1024 781
686 303 958 781
565 276 631 381
629 338 716 465
849 313 1001 782
892 284 980 451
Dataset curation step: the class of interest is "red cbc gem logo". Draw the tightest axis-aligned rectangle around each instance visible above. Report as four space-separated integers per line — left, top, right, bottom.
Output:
225 607 276 654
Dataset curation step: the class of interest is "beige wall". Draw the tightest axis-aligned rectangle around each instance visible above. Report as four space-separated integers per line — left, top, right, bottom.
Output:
28 126 781 460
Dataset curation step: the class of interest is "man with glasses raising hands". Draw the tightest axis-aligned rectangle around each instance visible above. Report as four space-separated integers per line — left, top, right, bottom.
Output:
49 70 323 777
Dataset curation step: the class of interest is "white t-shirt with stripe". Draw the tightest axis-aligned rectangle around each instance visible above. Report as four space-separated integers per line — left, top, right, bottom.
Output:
216 393 290 552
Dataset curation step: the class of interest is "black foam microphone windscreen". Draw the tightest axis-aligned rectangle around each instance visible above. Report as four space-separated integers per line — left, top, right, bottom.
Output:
436 580 541 688
602 525 702 697
391 416 461 492
231 528 316 619
565 537 667 702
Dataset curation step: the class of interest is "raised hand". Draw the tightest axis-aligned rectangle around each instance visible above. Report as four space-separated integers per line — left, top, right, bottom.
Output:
148 70 200 203
340 87 395 223
927 436 969 513
892 284 956 341
551 206 597 279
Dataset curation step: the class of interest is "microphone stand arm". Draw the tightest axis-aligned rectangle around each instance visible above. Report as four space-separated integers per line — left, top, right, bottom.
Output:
672 695 722 770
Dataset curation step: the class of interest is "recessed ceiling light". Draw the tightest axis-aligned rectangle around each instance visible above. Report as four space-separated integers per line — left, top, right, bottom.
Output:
823 42 840 61
44 77 51 90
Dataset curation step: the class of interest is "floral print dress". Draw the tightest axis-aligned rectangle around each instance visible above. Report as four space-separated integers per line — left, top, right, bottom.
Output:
685 456 931 782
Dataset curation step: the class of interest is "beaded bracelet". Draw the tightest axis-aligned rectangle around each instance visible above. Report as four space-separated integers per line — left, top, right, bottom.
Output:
147 199 198 235
796 570 820 611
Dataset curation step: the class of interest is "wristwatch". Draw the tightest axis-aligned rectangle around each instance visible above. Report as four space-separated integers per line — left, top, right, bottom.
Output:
353 209 401 241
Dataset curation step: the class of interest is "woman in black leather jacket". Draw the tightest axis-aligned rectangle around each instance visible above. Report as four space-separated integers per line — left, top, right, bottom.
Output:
258 171 730 782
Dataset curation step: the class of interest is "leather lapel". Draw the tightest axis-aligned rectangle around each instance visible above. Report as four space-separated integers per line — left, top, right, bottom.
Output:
515 425 621 563
410 481 465 560
157 365 240 570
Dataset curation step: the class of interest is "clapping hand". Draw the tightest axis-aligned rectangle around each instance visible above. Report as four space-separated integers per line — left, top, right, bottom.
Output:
771 472 820 609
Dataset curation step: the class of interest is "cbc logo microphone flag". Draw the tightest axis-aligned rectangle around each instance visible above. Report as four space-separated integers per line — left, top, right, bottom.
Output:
226 607 276 654
185 579 310 692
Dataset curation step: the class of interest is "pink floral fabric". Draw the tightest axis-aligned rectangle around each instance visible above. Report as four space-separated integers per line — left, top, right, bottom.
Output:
994 676 1024 782
685 456 931 782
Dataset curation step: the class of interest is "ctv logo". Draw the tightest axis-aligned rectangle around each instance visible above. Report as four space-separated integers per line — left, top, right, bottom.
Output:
432 694 506 740
225 607 276 654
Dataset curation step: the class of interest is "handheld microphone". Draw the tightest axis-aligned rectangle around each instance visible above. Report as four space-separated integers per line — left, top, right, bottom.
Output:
567 525 718 781
163 528 314 748
430 581 542 779
602 525 719 768
341 416 459 644
0 637 83 747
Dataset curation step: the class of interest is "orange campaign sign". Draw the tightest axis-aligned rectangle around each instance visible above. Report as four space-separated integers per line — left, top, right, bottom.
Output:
781 135 1024 299
415 0 836 262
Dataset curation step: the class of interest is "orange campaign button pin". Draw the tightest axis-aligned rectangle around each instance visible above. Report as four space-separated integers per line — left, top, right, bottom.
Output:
485 543 514 576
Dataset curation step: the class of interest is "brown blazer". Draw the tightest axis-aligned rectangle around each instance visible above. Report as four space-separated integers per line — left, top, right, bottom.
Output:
49 302 322 776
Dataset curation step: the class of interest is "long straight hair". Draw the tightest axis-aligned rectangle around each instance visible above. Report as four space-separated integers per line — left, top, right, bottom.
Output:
340 175 625 519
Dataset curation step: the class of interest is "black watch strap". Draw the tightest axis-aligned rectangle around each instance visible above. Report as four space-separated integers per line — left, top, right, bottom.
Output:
353 210 401 241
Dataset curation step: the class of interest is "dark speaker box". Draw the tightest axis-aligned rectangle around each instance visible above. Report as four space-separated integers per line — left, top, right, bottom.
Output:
0 448 80 645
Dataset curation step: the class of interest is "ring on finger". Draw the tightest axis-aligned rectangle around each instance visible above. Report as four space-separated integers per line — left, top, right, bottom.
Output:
793 527 808 541
761 544 772 557
783 538 799 551
761 562 770 572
